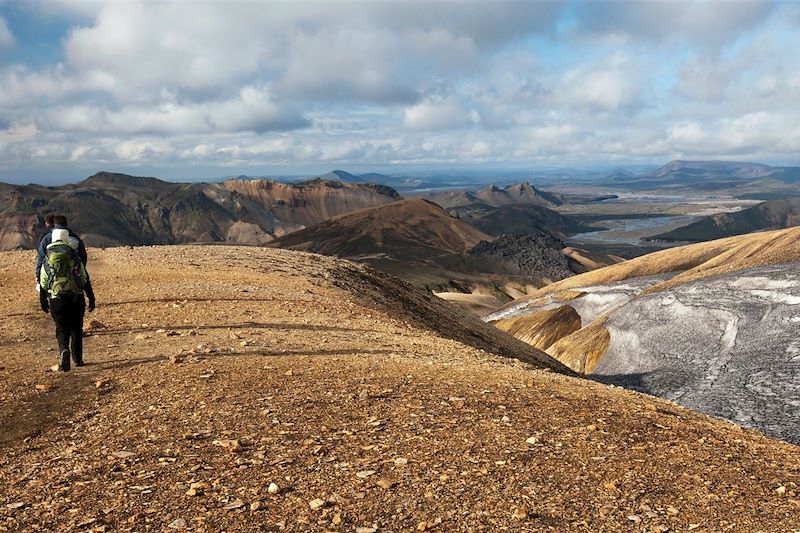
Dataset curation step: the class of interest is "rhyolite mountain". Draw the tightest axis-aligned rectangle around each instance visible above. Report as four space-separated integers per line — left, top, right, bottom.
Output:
269 199 619 297
651 197 800 242
488 227 800 444
0 172 401 250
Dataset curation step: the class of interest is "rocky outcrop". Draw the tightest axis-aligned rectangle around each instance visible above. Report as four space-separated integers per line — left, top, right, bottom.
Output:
468 233 572 282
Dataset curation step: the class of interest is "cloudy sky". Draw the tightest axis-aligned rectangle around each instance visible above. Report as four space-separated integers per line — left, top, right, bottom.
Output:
0 0 798 183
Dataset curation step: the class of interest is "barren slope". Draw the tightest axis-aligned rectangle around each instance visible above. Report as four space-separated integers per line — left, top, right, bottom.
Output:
0 246 799 532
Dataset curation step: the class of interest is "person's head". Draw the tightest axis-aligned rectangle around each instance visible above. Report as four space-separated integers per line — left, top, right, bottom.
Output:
44 214 55 228
53 215 68 227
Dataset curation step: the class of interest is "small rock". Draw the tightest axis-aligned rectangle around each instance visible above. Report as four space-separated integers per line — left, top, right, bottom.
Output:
250 501 263 511
356 528 377 533
501 415 510 422
35 383 53 392
112 451 136 459
394 457 408 466
376 479 393 489
627 515 641 523
776 486 787 495
511 507 528 519
5 502 26 510
586 424 597 431
167 518 187 529
525 436 538 445
356 470 376 479
223 499 245 510
309 498 325 511
50 365 60 372
666 506 679 516
268 482 280 495
285 369 294 376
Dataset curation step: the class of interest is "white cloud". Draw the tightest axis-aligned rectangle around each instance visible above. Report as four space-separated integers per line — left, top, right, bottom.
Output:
403 98 473 129
41 86 308 134
575 0 775 48
0 17 14 48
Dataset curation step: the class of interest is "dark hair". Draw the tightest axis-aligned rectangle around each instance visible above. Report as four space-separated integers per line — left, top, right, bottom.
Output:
53 215 68 226
44 214 55 226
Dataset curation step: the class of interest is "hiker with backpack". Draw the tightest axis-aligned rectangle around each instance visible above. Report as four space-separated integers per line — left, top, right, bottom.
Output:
35 215 87 285
39 228 96 372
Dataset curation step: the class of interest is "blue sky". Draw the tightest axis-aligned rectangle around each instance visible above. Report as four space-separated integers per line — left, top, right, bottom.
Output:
0 0 799 184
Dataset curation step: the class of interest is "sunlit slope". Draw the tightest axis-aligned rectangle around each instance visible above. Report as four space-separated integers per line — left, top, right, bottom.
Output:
1 245 798 530
488 228 800 444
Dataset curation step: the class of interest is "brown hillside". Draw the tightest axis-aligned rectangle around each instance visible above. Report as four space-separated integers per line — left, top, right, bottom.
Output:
0 246 798 531
270 198 492 259
493 306 582 351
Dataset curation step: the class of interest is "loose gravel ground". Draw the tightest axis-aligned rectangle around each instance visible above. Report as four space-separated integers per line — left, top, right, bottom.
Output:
0 246 798 532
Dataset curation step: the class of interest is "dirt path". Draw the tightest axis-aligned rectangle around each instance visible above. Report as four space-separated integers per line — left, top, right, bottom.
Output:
0 246 798 532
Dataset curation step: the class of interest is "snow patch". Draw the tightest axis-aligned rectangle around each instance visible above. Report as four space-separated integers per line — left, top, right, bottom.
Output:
728 277 798 290
749 290 800 305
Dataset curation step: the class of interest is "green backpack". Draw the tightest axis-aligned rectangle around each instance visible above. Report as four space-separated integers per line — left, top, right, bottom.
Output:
42 242 87 299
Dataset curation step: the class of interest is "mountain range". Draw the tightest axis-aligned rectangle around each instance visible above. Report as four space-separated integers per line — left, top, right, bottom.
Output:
604 160 800 192
0 172 400 249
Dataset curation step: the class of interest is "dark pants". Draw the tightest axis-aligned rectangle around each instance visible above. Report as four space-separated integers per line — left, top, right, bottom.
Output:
50 294 86 363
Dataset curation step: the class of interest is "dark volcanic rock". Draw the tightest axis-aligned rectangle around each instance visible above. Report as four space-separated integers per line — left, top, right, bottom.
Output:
469 233 572 281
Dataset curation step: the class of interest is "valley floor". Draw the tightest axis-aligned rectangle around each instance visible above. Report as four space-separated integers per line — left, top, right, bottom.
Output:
0 246 798 531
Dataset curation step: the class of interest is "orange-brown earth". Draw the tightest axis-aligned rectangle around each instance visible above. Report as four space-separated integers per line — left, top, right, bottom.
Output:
0 246 798 532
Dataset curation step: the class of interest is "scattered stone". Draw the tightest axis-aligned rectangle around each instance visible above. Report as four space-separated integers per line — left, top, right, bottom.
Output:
250 501 263 511
394 457 408 466
356 528 377 533
501 415 510 422
223 499 245 510
50 364 60 372
666 506 679 516
35 383 53 392
167 518 187 529
285 369 294 376
776 486 787 495
186 482 208 496
586 424 597 431
6 502 26 510
309 498 325 511
112 451 136 459
356 470 376 479
627 515 642 523
511 506 528 519
525 436 538 445
268 483 280 495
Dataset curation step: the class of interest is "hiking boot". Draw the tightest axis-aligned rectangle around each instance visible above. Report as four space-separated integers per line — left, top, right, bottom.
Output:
72 353 84 367
59 349 71 372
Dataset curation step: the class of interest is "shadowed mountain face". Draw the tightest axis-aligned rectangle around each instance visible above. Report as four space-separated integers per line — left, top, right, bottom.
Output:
488 227 800 444
0 172 400 250
652 198 800 242
425 183 598 239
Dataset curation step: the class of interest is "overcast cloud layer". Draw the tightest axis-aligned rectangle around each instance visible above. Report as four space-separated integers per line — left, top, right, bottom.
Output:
0 0 798 182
